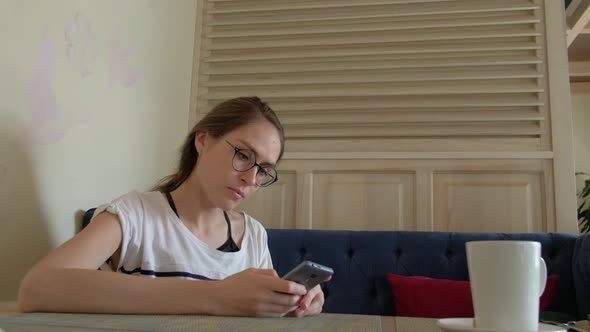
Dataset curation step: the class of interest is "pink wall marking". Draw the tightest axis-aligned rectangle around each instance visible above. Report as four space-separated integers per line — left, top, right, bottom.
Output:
108 25 142 87
65 12 97 78
26 31 67 145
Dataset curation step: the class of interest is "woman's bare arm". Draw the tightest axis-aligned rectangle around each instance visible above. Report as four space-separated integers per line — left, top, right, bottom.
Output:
17 212 306 316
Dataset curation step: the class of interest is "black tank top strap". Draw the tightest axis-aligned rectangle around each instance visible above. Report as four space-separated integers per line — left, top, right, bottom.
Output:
164 192 239 252
223 211 232 238
218 211 240 252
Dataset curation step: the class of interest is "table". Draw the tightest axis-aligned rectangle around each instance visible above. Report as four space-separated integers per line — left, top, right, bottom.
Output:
7 302 585 332
0 302 410 332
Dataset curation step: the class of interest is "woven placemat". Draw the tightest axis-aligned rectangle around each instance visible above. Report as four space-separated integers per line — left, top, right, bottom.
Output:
0 312 383 332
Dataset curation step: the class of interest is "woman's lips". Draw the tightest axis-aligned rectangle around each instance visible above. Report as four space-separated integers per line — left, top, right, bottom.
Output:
228 187 244 199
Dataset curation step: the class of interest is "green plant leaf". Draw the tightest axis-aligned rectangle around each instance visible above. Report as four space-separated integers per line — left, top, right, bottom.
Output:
576 172 590 233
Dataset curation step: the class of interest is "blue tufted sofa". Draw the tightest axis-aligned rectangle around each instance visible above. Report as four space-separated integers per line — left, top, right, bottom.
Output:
83 209 589 319
267 229 590 320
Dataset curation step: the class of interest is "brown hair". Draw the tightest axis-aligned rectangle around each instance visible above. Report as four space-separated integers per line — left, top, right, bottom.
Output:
153 96 285 193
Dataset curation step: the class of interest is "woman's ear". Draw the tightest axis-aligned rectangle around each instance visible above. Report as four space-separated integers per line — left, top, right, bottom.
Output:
194 131 208 154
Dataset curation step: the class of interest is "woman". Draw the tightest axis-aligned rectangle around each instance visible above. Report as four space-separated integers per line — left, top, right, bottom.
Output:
18 97 327 317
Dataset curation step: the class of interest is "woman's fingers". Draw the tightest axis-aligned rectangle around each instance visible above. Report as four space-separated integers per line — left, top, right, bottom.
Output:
261 275 307 296
293 285 325 317
246 269 307 295
250 268 279 278
299 284 321 308
264 291 302 307
293 300 323 317
254 302 299 317
305 298 324 315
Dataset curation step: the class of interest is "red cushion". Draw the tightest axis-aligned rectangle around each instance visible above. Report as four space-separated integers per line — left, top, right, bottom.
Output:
386 273 559 318
540 274 559 311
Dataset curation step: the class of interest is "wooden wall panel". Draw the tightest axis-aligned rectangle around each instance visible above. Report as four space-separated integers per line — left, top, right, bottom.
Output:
309 172 415 230
433 173 544 232
237 159 555 233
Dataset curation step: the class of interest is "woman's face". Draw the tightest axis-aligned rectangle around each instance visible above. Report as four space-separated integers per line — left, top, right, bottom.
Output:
194 119 282 211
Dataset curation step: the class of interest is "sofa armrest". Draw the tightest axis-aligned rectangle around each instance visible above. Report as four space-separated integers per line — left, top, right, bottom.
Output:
573 233 590 319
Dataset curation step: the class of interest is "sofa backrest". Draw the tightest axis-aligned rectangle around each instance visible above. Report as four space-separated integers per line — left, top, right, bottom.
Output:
266 229 581 318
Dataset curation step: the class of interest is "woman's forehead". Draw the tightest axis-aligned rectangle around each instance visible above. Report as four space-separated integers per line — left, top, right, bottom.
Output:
225 120 281 163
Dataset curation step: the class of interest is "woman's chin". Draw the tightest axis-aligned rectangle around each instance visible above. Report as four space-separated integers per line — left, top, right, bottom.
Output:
218 198 240 211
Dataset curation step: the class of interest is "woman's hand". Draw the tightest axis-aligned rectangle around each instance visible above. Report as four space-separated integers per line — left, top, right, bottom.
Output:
289 276 331 318
210 268 307 317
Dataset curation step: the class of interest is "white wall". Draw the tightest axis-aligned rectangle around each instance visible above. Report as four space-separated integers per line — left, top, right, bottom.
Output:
0 0 197 300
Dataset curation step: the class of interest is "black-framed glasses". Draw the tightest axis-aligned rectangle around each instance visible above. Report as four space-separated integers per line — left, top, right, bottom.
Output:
224 140 278 187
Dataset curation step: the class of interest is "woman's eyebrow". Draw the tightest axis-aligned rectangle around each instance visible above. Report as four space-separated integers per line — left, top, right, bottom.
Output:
237 139 276 167
236 139 258 155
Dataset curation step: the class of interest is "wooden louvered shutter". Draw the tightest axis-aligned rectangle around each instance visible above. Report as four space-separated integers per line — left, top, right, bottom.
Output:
190 0 577 233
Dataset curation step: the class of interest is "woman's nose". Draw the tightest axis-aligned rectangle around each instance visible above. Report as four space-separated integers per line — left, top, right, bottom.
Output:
240 166 258 186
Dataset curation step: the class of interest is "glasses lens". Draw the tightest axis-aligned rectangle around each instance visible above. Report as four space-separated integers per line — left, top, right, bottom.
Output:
229 141 278 187
232 149 255 171
256 167 277 187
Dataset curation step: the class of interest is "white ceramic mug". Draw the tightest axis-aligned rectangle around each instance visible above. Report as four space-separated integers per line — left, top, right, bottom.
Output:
466 241 547 331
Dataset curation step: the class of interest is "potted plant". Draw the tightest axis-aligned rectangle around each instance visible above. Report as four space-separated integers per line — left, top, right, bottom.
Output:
576 172 590 233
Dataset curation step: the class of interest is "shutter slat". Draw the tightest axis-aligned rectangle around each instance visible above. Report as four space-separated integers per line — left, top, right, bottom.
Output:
209 15 539 38
206 26 539 50
204 82 543 99
204 68 541 87
201 95 543 111
208 0 459 14
205 55 541 74
208 50 536 65
211 10 536 34
206 40 540 62
285 122 542 138
208 0 537 26
280 110 544 125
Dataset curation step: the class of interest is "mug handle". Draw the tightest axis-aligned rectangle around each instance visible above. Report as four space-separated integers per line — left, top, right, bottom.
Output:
538 257 547 297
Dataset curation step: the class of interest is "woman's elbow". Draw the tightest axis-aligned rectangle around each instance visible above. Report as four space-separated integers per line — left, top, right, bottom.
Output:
17 269 42 313
17 298 35 313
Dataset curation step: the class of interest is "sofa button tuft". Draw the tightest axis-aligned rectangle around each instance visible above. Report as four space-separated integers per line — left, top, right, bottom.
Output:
369 287 377 297
446 249 453 259
299 248 306 257
348 248 354 258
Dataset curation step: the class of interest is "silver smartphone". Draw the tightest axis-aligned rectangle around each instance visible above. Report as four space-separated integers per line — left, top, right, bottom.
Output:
281 260 334 290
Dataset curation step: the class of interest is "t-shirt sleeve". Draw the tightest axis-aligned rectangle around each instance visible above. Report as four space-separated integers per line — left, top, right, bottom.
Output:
90 191 144 271
242 213 274 270
258 227 273 269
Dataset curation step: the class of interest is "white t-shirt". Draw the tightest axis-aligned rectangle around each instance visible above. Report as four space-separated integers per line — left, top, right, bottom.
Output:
92 191 273 280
